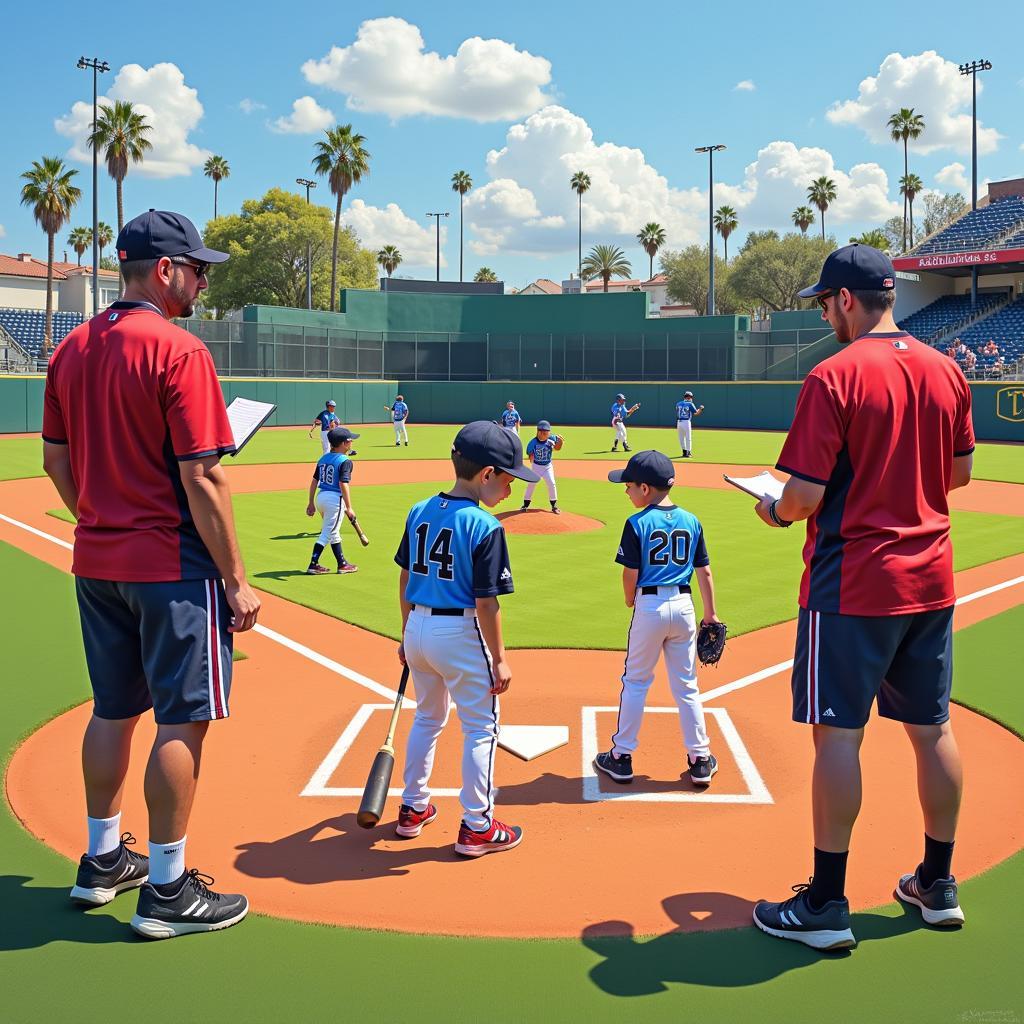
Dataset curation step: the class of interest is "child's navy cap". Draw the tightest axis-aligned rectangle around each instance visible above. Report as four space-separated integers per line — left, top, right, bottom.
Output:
453 421 540 482
798 243 895 298
326 399 336 407
536 420 552 431
607 450 676 489
116 209 229 264
327 427 359 445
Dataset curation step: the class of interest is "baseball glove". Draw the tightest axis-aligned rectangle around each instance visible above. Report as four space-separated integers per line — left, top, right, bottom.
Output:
626 403 641 417
696 621 727 667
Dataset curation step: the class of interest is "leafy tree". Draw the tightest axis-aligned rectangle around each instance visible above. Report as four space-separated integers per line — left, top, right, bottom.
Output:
377 245 402 278
204 155 231 220
888 108 925 251
20 157 81 353
879 215 905 253
791 206 815 235
99 255 119 271
201 187 376 313
900 173 924 249
921 192 968 239
661 245 738 315
849 229 890 250
68 226 91 265
740 229 780 253
451 170 473 282
570 171 591 281
637 222 666 280
581 244 631 292
474 267 498 283
729 232 836 313
807 177 837 240
313 124 370 311
713 205 739 261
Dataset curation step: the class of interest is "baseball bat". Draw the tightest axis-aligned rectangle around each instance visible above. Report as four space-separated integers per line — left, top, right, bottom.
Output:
346 511 370 546
356 665 410 829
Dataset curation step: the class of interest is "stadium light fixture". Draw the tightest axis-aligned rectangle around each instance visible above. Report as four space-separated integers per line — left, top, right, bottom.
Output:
77 57 110 314
426 212 450 282
296 178 317 309
958 59 992 309
695 145 726 316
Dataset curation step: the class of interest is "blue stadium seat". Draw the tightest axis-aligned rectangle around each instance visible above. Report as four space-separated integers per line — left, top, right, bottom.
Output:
912 196 1024 256
0 307 85 358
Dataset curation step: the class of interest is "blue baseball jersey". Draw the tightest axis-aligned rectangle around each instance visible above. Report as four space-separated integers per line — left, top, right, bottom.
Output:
526 436 557 466
315 410 340 430
616 504 709 587
395 494 514 609
313 452 353 494
611 401 628 422
676 400 699 421
500 409 522 428
390 401 409 421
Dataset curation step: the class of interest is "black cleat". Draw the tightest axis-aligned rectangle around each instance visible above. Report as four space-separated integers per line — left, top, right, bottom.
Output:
623 444 632 452
131 869 248 940
70 833 149 906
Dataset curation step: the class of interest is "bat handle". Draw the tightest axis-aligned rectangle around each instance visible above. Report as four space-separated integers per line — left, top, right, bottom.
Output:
384 665 411 746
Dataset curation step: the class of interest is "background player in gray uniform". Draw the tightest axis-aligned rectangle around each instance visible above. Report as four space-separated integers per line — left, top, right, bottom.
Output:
305 427 360 575
394 421 539 857
594 450 721 786
520 419 563 514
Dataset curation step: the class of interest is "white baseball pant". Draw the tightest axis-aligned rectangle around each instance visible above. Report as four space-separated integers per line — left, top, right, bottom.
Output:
401 608 499 830
677 419 692 453
523 463 557 501
393 419 409 443
613 420 628 445
611 588 710 758
320 430 331 454
315 491 346 545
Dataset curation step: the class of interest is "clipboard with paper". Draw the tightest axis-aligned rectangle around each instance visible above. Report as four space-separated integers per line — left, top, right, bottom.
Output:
225 397 277 456
722 470 785 501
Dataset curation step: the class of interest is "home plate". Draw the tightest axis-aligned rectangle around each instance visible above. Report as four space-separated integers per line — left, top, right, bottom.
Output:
498 725 569 761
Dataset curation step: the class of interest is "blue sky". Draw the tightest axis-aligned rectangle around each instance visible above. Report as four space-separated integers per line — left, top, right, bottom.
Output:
3 1 1022 289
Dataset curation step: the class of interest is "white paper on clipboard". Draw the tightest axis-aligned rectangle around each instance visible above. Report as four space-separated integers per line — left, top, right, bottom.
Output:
226 397 277 456
723 470 785 501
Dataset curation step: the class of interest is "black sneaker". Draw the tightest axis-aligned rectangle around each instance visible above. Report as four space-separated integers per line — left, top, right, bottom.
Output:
689 753 718 786
611 444 618 452
594 750 633 784
70 833 149 906
131 869 248 940
753 882 855 951
551 504 561 515
623 444 632 452
895 868 964 926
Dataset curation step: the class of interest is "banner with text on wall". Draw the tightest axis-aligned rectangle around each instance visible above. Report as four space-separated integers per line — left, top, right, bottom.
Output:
893 248 1024 272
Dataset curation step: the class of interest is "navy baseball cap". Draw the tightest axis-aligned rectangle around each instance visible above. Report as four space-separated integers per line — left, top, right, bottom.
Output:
326 399 336 407
452 421 540 482
536 420 552 431
327 427 359 445
798 243 895 298
615 393 625 400
608 450 676 489
116 210 229 264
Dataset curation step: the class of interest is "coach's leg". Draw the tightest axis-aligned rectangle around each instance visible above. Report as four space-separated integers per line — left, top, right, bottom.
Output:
145 722 209 844
905 721 962 883
83 714 141 820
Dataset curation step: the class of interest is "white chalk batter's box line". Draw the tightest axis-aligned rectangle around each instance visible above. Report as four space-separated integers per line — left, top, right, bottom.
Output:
300 703 772 804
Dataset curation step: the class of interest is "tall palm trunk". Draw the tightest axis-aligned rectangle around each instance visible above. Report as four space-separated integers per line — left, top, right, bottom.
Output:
648 252 653 279
577 193 582 282
902 138 908 252
330 191 343 312
909 196 915 249
459 192 464 282
214 180 219 220
820 208 825 240
45 231 55 356
116 177 125 296
724 237 729 262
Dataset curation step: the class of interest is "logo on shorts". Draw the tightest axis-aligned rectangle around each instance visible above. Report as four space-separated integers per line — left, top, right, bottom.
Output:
617 546 624 557
822 708 836 718
499 567 512 582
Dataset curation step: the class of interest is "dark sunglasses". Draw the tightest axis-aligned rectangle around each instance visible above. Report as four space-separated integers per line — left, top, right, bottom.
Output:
816 291 837 310
169 256 210 278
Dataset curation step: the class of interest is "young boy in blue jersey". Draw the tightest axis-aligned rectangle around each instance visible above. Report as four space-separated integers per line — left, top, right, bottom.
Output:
520 419 563 514
595 450 722 786
393 421 539 857
305 427 360 575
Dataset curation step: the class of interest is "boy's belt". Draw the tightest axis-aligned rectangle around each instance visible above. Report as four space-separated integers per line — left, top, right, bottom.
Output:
639 585 691 596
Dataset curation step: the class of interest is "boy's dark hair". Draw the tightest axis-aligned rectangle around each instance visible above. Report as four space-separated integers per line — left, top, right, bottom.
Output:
850 288 896 312
452 451 486 481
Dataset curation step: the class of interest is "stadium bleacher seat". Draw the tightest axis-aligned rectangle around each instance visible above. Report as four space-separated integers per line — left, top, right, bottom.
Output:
912 196 1024 256
897 293 1004 341
957 296 1024 363
0 308 84 358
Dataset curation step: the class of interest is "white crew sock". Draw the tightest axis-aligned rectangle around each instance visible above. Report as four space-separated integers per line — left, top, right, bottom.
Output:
148 837 187 886
87 812 122 858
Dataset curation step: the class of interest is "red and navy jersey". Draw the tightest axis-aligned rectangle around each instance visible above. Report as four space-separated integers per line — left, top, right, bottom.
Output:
42 302 236 582
777 331 974 617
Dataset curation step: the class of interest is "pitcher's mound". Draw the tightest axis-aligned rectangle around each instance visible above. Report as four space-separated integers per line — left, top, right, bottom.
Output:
496 509 604 534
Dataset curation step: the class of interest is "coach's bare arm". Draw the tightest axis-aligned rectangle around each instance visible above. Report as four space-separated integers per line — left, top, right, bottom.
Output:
950 452 973 490
179 455 261 632
42 441 79 517
755 476 825 528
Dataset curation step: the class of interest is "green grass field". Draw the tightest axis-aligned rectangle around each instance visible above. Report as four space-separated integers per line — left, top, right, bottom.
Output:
1 537 1020 1022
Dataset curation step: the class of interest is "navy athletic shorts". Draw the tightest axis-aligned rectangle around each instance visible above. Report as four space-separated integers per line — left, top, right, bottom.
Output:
792 606 953 729
75 577 233 725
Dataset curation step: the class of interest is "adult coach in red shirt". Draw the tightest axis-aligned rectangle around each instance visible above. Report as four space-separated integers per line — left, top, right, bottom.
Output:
749 244 975 951
43 210 261 940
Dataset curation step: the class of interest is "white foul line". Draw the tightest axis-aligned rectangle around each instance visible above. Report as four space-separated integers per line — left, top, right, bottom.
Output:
0 512 73 550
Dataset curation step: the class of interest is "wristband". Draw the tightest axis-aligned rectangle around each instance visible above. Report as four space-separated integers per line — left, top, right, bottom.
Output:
768 499 792 528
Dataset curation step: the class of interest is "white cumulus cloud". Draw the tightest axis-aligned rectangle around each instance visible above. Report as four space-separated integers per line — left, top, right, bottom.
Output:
340 199 446 269
239 98 266 114
270 96 335 134
826 51 1003 156
935 162 969 192
55 63 210 178
734 80 756 92
0 224 5 238
301 17 552 122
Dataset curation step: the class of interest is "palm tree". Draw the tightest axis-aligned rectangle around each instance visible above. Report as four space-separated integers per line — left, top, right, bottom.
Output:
96 221 113 265
849 229 890 250
313 124 371 312
20 157 81 355
570 171 591 282
792 206 816 235
637 222 666 280
900 172 924 250
713 205 739 262
204 155 230 220
807 177 838 240
451 171 473 282
887 108 925 251
68 226 92 265
88 101 152 240
581 244 631 293
474 267 498 283
376 245 402 278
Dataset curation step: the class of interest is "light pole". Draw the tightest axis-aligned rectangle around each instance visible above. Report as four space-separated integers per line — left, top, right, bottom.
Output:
426 212 449 282
77 56 109 316
959 59 992 309
296 178 317 309
695 144 726 316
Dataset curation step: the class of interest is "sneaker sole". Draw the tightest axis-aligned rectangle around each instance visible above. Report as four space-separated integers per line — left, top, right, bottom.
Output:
395 811 438 838
70 876 148 906
130 903 249 940
593 757 632 784
454 833 524 858
894 886 965 926
752 910 856 951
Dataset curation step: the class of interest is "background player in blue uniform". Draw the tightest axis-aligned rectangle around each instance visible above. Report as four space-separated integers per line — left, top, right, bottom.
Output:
305 427 360 574
394 421 539 857
595 450 721 786
675 390 705 458
385 394 410 446
499 401 522 433
520 419 564 514
610 393 640 451
308 399 340 454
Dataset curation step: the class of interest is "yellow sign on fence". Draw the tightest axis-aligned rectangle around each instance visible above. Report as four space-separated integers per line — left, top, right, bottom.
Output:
995 386 1024 423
